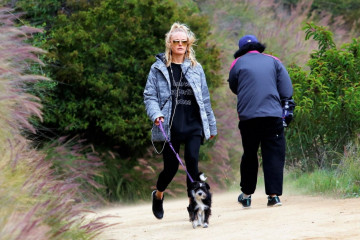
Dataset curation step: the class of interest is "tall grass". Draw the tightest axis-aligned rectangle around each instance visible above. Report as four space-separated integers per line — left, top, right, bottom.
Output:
198 0 351 68
0 7 109 239
41 136 107 203
288 137 360 197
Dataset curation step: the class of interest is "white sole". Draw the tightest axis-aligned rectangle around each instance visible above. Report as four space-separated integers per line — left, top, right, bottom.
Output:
268 203 282 207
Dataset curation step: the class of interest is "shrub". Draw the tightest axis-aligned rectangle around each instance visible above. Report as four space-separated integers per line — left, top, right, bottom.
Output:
287 22 360 169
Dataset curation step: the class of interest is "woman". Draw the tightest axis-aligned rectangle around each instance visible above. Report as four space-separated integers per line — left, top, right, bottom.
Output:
143 22 217 220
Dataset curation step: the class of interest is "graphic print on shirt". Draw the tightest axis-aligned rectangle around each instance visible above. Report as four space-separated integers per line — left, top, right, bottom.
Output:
169 63 196 109
172 84 193 106
168 63 202 140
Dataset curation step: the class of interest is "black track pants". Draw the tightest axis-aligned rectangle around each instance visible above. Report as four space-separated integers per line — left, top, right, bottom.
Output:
238 117 285 196
157 135 202 197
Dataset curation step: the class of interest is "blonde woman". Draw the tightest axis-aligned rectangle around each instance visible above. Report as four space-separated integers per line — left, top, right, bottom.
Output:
144 22 217 220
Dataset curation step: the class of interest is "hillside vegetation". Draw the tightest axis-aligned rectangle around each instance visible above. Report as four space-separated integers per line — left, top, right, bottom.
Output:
2 0 359 207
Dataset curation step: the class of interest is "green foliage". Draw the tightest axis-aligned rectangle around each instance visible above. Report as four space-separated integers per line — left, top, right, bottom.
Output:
337 139 360 196
19 0 221 158
97 155 154 202
304 22 335 55
287 23 360 169
16 0 60 20
290 170 345 195
14 0 96 25
288 139 360 197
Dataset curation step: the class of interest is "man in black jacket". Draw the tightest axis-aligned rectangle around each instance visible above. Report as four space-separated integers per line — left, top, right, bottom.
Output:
228 35 294 208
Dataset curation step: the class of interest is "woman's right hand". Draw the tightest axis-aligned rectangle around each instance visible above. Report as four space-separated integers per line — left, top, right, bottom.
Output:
154 117 164 126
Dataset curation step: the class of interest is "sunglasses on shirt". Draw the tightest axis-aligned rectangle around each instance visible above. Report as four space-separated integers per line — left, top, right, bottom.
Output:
172 40 188 46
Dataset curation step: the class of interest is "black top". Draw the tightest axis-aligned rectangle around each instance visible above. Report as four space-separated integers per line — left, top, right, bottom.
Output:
168 63 202 140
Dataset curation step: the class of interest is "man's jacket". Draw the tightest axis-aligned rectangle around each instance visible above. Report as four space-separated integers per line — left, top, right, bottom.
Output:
228 51 293 121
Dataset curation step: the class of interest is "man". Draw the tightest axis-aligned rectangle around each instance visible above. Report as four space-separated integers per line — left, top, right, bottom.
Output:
228 35 294 208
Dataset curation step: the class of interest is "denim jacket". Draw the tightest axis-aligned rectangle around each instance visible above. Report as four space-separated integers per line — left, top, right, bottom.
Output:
144 53 217 141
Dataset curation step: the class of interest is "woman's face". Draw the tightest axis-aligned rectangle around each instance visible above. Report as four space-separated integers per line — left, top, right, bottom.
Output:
170 31 188 57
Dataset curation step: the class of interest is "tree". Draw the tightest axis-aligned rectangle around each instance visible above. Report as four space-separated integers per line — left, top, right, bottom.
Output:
287 22 360 169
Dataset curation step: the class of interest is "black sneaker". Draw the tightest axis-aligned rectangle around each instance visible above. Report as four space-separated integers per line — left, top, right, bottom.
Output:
238 193 251 208
152 190 164 219
267 195 282 207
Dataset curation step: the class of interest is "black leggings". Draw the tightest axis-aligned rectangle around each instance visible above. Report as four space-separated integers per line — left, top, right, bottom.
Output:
239 117 285 196
157 135 202 197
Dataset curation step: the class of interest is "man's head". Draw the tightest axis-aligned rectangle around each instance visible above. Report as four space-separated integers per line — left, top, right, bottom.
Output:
238 35 258 49
234 35 265 58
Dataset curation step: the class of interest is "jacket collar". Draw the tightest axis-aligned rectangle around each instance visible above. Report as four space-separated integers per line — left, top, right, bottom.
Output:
154 53 192 68
154 53 192 79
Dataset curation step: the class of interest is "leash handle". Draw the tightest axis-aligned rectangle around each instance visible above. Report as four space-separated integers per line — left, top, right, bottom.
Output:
158 121 194 183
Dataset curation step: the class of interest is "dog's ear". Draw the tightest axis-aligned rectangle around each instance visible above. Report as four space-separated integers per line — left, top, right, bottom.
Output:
199 173 207 181
205 182 210 190
190 181 198 188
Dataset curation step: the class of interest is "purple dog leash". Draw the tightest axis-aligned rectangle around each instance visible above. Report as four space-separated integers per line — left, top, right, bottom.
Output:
158 121 194 183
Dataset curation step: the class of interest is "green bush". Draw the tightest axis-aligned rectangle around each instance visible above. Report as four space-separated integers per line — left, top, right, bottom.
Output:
287 22 360 169
14 0 97 24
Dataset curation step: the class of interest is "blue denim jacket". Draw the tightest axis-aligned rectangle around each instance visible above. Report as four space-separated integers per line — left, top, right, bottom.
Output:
144 53 217 141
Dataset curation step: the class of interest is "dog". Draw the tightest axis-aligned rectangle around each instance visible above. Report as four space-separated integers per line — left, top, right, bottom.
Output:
187 173 212 228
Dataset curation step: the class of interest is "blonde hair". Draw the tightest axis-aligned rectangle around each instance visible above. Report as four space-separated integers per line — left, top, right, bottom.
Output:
165 22 197 67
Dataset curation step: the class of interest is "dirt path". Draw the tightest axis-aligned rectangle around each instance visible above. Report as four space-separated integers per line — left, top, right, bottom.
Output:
91 191 360 240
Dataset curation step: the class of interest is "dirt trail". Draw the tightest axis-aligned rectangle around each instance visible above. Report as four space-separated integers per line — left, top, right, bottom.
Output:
91 191 360 240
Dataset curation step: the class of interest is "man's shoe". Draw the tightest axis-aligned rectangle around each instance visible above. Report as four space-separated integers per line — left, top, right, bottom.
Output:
152 190 164 219
267 195 282 207
238 193 251 208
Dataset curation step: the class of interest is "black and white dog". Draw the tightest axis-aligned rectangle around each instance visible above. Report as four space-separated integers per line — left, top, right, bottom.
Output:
187 173 212 228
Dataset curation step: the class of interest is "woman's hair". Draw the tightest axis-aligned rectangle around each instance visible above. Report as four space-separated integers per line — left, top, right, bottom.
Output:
233 42 266 59
165 22 197 67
